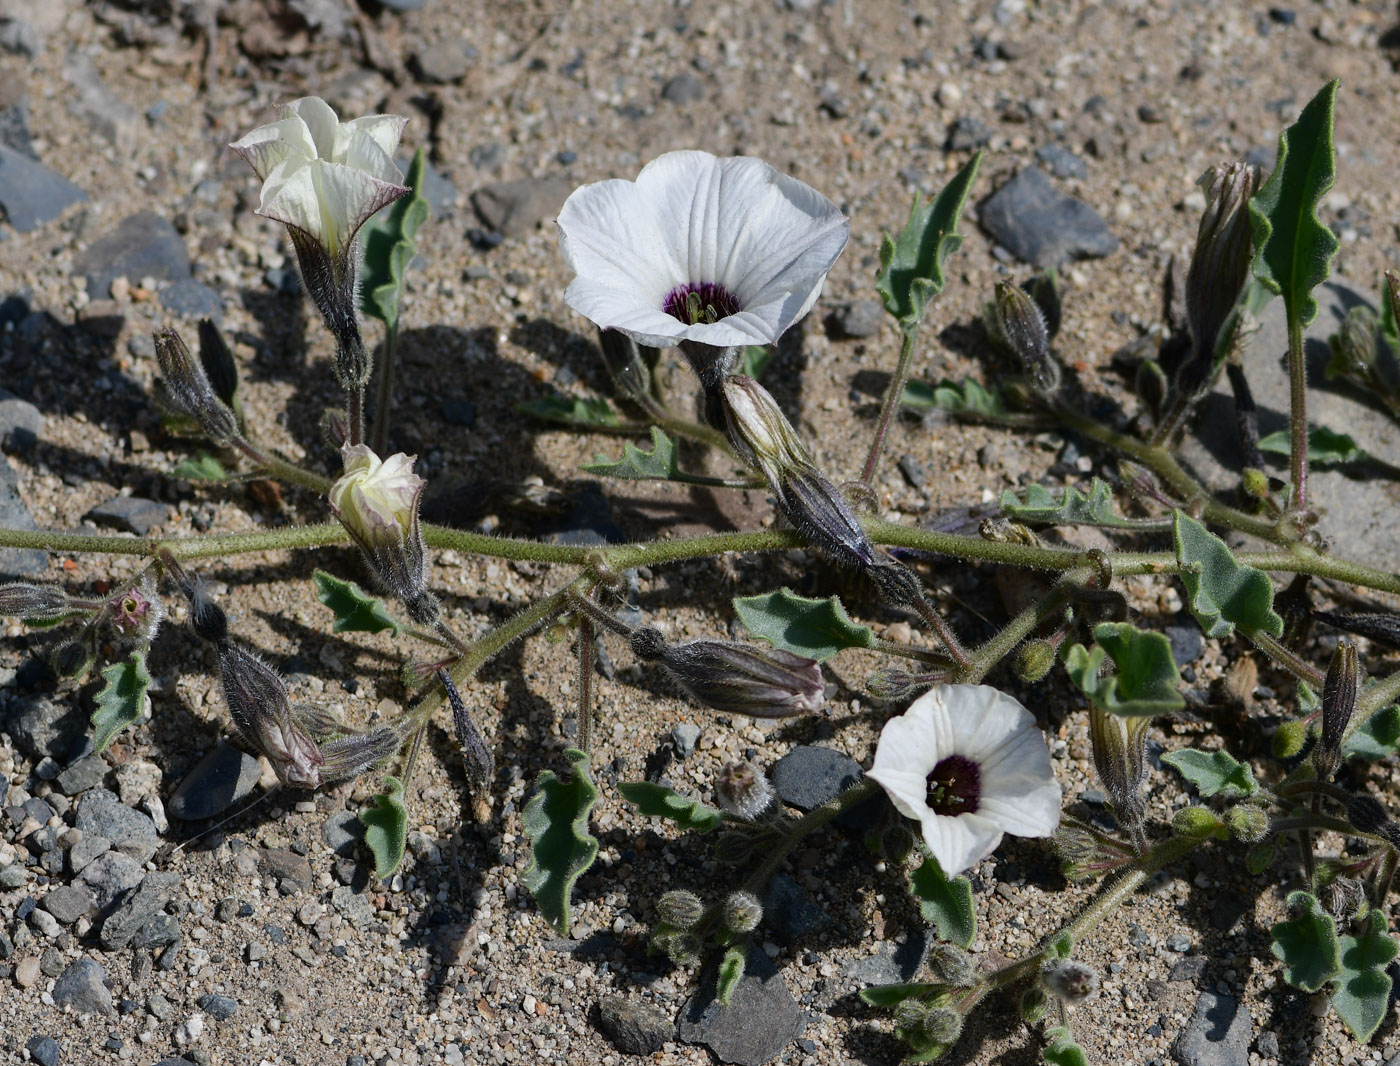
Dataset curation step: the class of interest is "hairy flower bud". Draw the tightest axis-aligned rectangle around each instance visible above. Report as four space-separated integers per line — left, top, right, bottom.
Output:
658 929 702 967
108 576 165 645
1041 959 1100 1004
714 761 777 821
926 944 980 989
154 327 238 444
1316 638 1359 779
630 627 824 718
993 281 1057 395
318 726 401 783
597 328 655 404
1020 987 1048 1025
1320 876 1365 923
892 999 928 1031
51 632 97 680
1347 793 1392 836
0 583 87 623
916 1007 963 1046
1015 640 1057 684
721 890 763 935
218 642 324 789
1271 719 1308 761
657 890 706 929
1088 705 1150 832
438 668 493 792
865 665 931 701
1327 305 1379 382
1226 804 1270 843
1173 806 1227 840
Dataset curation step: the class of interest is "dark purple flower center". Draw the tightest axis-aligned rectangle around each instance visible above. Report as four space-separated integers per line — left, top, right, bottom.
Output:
926 755 981 816
663 282 741 325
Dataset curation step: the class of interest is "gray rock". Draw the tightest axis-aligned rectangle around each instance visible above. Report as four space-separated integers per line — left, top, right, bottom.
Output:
1165 622 1205 667
771 745 883 830
829 299 883 339
324 810 362 857
85 496 171 535
378 0 428 8
62 54 137 151
100 872 181 951
55 754 107 796
597 994 672 1055
30 907 60 937
159 280 223 324
75 212 190 299
0 863 26 889
978 166 1118 268
1176 281 1400 568
51 957 113 1015
79 851 144 908
0 85 34 158
946 116 993 151
661 74 704 105
898 454 928 488
677 945 801 1066
471 176 573 239
168 742 261 821
330 884 374 927
131 913 181 949
0 19 40 58
1171 991 1253 1066
260 848 311 892
0 145 85 232
1169 956 1208 983
40 945 66 976
842 927 932 985
0 926 12 958
1256 1031 1280 1058
0 455 48 578
41 884 95 925
68 833 110 874
198 993 237 1021
0 389 43 453
25 1036 60 1066
1035 143 1088 180
414 40 476 83
75 789 158 863
671 723 700 758
396 155 457 215
5 693 81 760
762 872 830 944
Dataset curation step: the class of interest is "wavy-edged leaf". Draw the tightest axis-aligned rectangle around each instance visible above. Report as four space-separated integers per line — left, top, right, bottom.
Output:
741 345 773 380
360 148 431 328
717 944 747 1006
858 982 942 1007
1000 479 1130 528
1173 512 1283 638
173 453 227 481
92 651 150 752
1343 706 1400 760
1271 890 1341 993
877 152 983 329
1249 80 1339 327
1065 622 1184 717
312 570 401 636
909 854 975 947
1161 748 1259 798
733 588 873 662
902 377 1005 418
359 776 407 879
1258 425 1365 466
517 394 622 428
1043 1027 1089 1066
522 749 600 934
581 427 679 480
1332 910 1398 1040
617 781 723 832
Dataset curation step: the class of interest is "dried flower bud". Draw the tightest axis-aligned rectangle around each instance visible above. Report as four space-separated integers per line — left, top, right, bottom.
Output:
1316 638 1359 779
1327 305 1379 382
926 944 980 989
1271 719 1308 761
318 726 400 782
1226 804 1270 843
865 665 929 701
438 668 493 792
188 581 228 644
1088 705 1150 832
1347 793 1392 836
993 281 1057 395
631 627 824 718
154 327 238 444
657 890 706 929
721 890 763 935
714 761 776 821
1320 876 1365 923
1041 959 1100 1004
1311 609 1400 651
218 642 324 789
1015 640 1057 684
1053 817 1134 882
1172 806 1226 840
0 583 87 623
597 328 654 404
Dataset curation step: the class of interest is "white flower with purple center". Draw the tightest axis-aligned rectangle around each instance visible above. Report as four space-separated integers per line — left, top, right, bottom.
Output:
868 685 1062 877
556 150 850 348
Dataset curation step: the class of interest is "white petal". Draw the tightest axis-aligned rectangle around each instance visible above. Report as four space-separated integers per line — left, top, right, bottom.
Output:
918 812 1004 878
341 130 407 187
284 97 341 159
871 698 943 778
864 765 931 824
557 177 681 301
977 780 1062 839
229 116 314 181
562 278 689 348
342 114 408 163
258 159 325 243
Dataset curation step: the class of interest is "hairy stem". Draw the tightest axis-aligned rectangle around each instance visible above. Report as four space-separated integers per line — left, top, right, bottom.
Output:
371 320 399 456
860 326 919 485
1286 311 1308 513
741 779 881 895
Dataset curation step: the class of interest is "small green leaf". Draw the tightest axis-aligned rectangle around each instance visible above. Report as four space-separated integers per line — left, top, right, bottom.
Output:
581 427 679 480
1343 706 1400 760
173 453 227 481
1043 1027 1090 1066
1249 80 1339 328
522 749 600 935
1258 425 1366 465
909 855 975 947
1161 748 1259 798
91 651 150 752
1047 932 1074 959
1332 910 1399 1040
876 152 983 329
617 781 723 832
1173 512 1283 639
516 395 622 428
1065 622 1184 717
1380 277 1399 356
1246 841 1277 875
359 776 408 879
360 148 431 328
741 345 773 380
1271 890 1341 993
902 377 1005 418
732 588 873 662
717 944 747 1005
858 982 942 1007
312 570 401 636
1000 479 1142 530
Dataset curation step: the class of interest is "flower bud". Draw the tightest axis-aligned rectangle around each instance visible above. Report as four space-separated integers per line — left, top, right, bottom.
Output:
0 583 87 623
318 726 401 783
1053 817 1134 882
1315 638 1359 779
1020 987 1048 1025
1326 305 1379 382
1312 610 1400 650
1173 806 1227 840
993 281 1057 396
926 944 980 989
1041 959 1100 1004
1320 876 1365 923
658 929 702 967
631 627 824 718
916 1007 963 1046
597 328 655 404
218 642 324 789
657 890 706 929
1241 467 1271 502
1134 357 1169 418
108 576 165 645
196 318 240 411
1226 804 1270 843
1088 705 1150 832
1347 793 1392 836
714 761 776 821
51 632 97 680
1015 640 1057 684
721 890 763 935
1271 719 1308 761
865 665 930 701
892 999 928 1031
154 327 238 444
438 668 493 792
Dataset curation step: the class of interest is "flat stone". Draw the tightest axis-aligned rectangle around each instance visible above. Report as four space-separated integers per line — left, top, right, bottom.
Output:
100 872 181 951
168 742 261 821
946 116 993 151
0 863 26 889
842 927 932 986
471 176 573 239
0 83 34 157
5 693 81 760
0 455 48 578
159 279 223 324
68 833 110 874
671 723 700 758
1169 956 1208 983
1171 991 1253 1066
772 746 883 830
677 944 801 1066
660 74 704 105
761 871 831 944
41 884 95 925
25 1036 60 1066
55 754 107 796
1035 143 1088 180
331 885 374 927
0 145 85 232
323 810 362 857
75 212 190 299
413 39 476 83
260 848 312 891
828 299 884 339
84 496 170 536
75 789 158 863
131 913 182 949
597 994 673 1055
0 389 43 453
51 957 113 1015
62 53 137 152
197 993 237 1021
978 166 1118 268
78 851 144 908
14 955 41 987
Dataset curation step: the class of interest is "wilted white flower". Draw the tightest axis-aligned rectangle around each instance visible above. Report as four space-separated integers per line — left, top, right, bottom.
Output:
867 685 1061 877
557 150 849 348
229 96 408 259
329 444 424 550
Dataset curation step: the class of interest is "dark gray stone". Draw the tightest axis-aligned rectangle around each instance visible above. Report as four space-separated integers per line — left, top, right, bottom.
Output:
75 212 190 299
671 723 700 758
0 87 34 158
0 146 85 233
946 116 993 151
0 455 47 578
677 945 801 1066
79 850 144 908
597 994 672 1055
131 913 182 949
168 742 261 821
55 754 107 796
1171 991 1252 1066
1035 143 1088 180
52 957 113 1015
100 871 181 950
75 789 158 863
159 280 223 324
0 389 43 454
772 746 883 830
396 155 457 214
829 299 883 339
85 496 171 535
378 0 428 8
324 810 362 857
26 1036 60 1066
471 176 573 239
413 40 476 83
441 398 477 427
5 693 80 760
661 74 704 105
41 884 95 925
978 166 1118 268
761 872 830 944
1169 956 1208 983
843 927 932 986
898 454 928 488
1165 622 1206 667
198 993 237 1021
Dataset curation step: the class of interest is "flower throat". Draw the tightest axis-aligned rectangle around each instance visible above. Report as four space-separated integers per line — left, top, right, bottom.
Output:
663 282 741 325
926 755 981 816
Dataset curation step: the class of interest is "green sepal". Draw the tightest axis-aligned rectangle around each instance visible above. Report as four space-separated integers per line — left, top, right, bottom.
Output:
1173 512 1283 639
902 377 1005 418
732 588 873 663
1258 425 1365 466
1271 891 1341 993
1161 748 1259 798
359 776 408 879
360 147 431 328
617 781 723 832
516 395 622 428
91 651 150 753
1343 706 1400 760
581 427 679 480
1331 909 1399 1040
173 453 227 481
1000 478 1137 529
717 944 746 1006
312 570 402 636
859 982 943 1007
1042 1027 1089 1066
909 854 975 948
521 749 600 935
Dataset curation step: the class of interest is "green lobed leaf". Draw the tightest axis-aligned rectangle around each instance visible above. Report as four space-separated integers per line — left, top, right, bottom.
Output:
617 781 723 832
360 148 431 327
909 855 976 947
999 478 1134 529
312 570 401 636
516 395 622 428
1271 890 1341 993
876 151 983 329
91 651 150 752
902 377 1005 418
359 776 408 879
732 588 873 663
1173 512 1283 639
581 427 679 480
522 749 600 935
741 345 773 380
1257 425 1366 466
173 453 227 481
1065 622 1184 717
858 982 943 1007
1042 1027 1090 1066
1331 910 1399 1040
1248 81 1340 328
1161 748 1259 798
717 944 747 1006
1343 706 1400 760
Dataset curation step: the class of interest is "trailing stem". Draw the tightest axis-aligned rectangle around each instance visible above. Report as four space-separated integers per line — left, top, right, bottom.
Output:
860 325 920 486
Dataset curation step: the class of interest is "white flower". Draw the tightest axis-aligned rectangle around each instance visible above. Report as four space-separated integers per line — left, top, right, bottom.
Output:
328 444 424 549
867 684 1061 877
556 150 850 348
230 96 408 259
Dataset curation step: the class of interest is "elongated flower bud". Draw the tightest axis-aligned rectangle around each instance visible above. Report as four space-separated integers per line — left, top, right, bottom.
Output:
657 890 706 928
721 890 763 935
1015 640 1056 683
155 327 237 444
993 281 1057 396
1041 959 1099 1004
1316 639 1359 779
916 1008 963 1046
1327 305 1379 382
218 642 324 789
1347 792 1392 836
196 318 240 410
1173 806 1226 840
927 944 980 988
318 726 401 782
438 668 493 792
714 761 776 821
630 626 824 717
0 583 88 622
52 631 97 680
1312 609 1400 650
1088 705 1150 832
597 328 654 404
